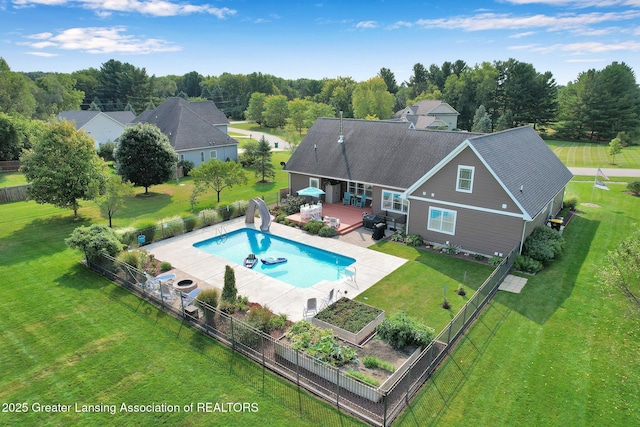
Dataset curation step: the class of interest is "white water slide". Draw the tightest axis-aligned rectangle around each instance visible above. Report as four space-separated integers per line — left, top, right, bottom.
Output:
245 198 272 232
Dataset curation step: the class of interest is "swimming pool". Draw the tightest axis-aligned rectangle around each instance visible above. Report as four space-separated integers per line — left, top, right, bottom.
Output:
193 228 355 288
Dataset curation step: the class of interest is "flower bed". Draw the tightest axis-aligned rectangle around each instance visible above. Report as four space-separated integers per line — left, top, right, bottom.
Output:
312 298 385 345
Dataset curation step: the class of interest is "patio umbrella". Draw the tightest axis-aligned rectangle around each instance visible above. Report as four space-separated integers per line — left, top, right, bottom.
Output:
297 187 326 198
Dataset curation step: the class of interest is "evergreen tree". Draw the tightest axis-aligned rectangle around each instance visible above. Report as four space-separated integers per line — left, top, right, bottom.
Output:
254 136 276 183
222 265 237 302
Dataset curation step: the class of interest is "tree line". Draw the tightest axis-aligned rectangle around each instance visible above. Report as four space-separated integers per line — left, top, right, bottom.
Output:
2 56 640 162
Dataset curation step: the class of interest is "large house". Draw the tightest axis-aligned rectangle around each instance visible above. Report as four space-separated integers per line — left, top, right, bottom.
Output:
57 110 136 149
284 118 573 256
134 97 239 167
392 100 459 131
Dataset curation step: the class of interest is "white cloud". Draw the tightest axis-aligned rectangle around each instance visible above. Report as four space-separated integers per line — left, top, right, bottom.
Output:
20 26 182 54
386 21 413 30
26 51 59 57
355 21 378 29
504 0 640 7
414 11 640 32
11 0 237 18
510 40 640 54
509 31 536 38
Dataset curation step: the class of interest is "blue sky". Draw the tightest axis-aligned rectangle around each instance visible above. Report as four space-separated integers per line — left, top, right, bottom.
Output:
1 0 639 86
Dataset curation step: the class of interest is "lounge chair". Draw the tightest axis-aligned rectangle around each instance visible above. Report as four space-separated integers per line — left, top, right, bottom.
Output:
355 194 366 208
303 298 318 318
321 289 335 309
181 287 202 307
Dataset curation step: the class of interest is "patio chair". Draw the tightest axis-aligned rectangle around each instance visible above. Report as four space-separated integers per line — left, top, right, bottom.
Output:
303 298 318 318
342 191 352 205
355 194 366 208
321 289 335 309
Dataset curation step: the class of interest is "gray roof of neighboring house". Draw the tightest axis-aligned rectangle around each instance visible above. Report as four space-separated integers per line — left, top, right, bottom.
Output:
468 126 574 219
286 118 573 219
285 118 477 189
393 100 459 119
57 110 136 128
133 97 237 151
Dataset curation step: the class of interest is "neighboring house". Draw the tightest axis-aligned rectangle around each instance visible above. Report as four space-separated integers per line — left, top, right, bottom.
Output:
57 110 136 148
392 100 459 130
133 97 239 168
285 118 573 256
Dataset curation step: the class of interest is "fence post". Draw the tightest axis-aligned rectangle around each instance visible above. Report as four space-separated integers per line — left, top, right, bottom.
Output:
261 334 265 394
295 349 300 387
230 317 235 350
336 367 340 408
383 392 388 427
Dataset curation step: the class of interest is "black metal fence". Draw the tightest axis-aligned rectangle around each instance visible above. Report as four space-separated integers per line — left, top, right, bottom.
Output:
88 242 518 426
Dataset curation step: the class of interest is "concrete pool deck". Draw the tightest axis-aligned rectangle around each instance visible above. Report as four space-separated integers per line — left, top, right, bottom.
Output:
144 217 407 322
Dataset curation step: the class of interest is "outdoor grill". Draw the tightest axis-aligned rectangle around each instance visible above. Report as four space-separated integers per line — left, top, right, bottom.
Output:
363 214 384 230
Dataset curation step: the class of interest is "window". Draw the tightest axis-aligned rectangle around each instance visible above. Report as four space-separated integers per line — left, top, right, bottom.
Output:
381 190 408 213
180 154 184 161
428 207 457 235
456 166 474 193
210 150 217 159
200 152 205 162
309 177 320 188
348 181 373 199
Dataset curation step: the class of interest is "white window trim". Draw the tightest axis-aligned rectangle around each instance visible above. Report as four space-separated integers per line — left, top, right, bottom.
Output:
309 177 320 188
381 189 408 214
348 181 373 199
210 150 217 159
427 206 457 235
456 165 474 193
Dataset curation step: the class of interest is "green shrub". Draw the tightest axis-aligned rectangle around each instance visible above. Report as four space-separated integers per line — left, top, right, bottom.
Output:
285 321 358 367
404 234 424 247
523 226 564 265
246 304 277 333
235 200 249 216
117 250 140 268
276 213 286 223
198 209 218 226
222 265 237 302
115 226 138 246
218 204 236 221
281 196 307 215
513 254 544 274
158 215 185 238
564 195 579 210
303 220 324 235
178 159 194 176
473 253 486 261
318 226 337 237
375 311 435 350
346 371 380 387
183 216 197 232
627 181 640 196
362 355 396 373
97 141 116 161
65 224 124 261
390 231 405 242
159 261 172 272
488 256 503 266
442 242 461 255
196 289 219 309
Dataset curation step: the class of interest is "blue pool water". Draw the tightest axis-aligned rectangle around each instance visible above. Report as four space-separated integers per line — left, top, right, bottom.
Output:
193 228 355 288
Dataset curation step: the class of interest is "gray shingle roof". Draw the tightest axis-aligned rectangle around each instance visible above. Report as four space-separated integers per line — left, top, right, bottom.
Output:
57 110 135 128
133 97 237 151
285 118 476 189
468 126 574 219
287 118 573 219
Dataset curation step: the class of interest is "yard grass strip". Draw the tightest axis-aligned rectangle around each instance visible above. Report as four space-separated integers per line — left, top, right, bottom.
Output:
395 181 640 426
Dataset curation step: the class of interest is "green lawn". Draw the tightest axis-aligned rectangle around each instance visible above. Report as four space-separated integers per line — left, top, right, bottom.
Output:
0 171 27 188
355 244 495 332
396 181 640 426
0 201 364 426
546 139 640 169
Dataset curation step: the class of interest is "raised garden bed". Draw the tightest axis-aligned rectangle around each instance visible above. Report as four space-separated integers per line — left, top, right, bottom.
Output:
312 297 384 345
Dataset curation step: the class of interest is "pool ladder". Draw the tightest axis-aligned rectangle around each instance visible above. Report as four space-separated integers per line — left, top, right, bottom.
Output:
215 226 227 244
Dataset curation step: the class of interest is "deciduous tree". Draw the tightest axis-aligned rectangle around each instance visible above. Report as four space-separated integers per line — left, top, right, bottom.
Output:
114 123 178 194
352 77 394 120
191 158 248 203
21 120 107 217
263 95 289 128
96 174 135 227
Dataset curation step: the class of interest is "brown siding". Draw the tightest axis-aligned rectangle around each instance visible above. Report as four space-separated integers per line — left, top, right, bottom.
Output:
408 200 524 256
412 146 521 215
